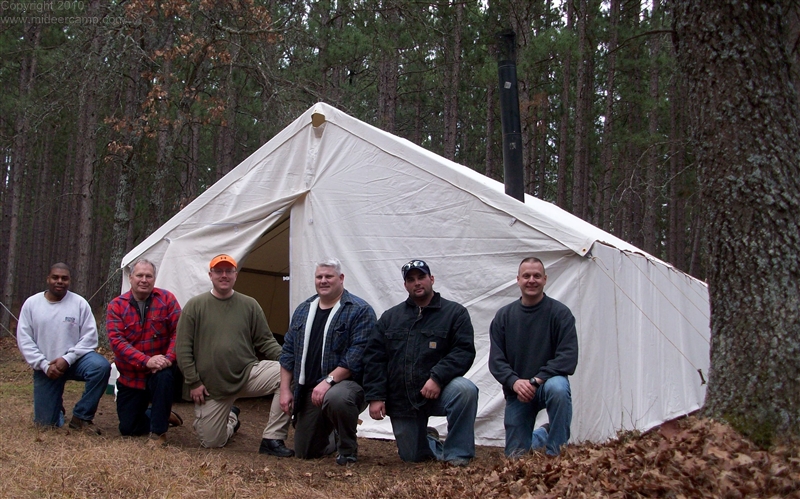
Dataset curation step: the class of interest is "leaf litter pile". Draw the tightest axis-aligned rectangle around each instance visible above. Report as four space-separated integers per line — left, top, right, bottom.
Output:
366 416 799 498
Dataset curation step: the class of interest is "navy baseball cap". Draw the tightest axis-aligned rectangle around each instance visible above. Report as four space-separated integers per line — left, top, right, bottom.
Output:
401 259 431 279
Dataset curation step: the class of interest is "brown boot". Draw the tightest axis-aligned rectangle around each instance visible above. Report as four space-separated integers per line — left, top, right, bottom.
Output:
147 432 167 447
68 416 101 435
168 411 183 427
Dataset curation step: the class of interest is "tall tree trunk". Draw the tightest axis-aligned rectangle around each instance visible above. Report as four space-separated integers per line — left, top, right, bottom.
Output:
442 2 462 161
0 159 9 288
643 0 661 255
74 0 103 297
596 0 619 230
571 0 591 220
485 82 497 180
104 44 142 307
32 128 54 296
1 21 40 331
667 59 687 270
556 0 574 209
412 78 423 146
674 0 800 444
378 6 399 134
150 22 176 234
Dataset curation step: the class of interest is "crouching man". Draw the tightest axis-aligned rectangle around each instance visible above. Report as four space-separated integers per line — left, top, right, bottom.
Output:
489 257 578 457
363 259 478 467
279 258 377 465
176 254 292 456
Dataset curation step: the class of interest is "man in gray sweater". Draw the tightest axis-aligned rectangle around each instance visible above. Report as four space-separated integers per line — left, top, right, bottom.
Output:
16 263 111 433
489 257 578 457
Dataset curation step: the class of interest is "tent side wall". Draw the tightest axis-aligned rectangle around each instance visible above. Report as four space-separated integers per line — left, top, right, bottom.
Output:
572 243 709 441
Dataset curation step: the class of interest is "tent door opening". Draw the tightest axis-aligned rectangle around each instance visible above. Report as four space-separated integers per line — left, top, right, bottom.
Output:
233 215 291 342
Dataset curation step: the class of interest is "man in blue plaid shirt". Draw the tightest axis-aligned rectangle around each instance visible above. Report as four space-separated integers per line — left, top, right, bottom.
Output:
279 258 377 465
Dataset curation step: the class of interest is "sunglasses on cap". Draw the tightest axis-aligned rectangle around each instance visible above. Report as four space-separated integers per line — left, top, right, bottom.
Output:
402 260 427 272
401 260 431 278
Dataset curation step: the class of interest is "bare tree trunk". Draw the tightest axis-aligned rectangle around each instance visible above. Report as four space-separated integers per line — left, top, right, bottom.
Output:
688 200 704 278
104 42 143 306
442 2 463 161
378 55 398 133
181 120 200 205
536 0 553 199
412 78 423 146
531 94 548 198
596 0 619 230
32 128 54 294
0 159 9 286
74 1 103 297
571 0 591 220
378 6 399 134
485 82 497 180
642 0 661 255
150 23 176 233
674 0 800 444
1 22 40 330
667 62 687 270
556 0 574 209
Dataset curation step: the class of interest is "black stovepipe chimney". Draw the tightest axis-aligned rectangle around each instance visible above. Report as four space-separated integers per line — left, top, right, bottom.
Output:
496 29 525 203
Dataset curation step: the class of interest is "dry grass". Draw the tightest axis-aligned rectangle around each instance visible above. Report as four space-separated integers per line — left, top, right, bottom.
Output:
3 336 798 499
0 337 501 498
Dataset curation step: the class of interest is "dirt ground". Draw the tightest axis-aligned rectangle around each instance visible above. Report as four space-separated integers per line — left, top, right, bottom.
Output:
3 335 799 499
91 390 504 468
0 335 503 498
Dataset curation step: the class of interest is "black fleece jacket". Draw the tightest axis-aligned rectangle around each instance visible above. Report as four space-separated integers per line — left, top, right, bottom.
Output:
363 292 475 417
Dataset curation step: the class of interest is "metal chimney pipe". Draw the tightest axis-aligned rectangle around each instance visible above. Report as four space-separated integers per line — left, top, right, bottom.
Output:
496 29 525 203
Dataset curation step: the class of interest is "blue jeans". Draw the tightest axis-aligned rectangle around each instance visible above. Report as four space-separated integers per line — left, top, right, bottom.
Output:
32 352 111 427
116 366 175 436
389 376 478 463
504 375 572 456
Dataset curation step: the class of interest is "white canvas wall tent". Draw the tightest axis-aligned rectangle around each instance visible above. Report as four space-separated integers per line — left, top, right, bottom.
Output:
121 102 710 447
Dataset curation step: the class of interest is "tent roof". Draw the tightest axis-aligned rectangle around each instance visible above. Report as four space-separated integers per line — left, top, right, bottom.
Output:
123 103 664 273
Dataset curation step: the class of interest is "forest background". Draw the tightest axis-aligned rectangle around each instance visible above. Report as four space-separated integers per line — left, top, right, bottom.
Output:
0 0 729 328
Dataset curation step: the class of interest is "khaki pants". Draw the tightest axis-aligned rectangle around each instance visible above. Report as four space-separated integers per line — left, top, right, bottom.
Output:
193 360 289 448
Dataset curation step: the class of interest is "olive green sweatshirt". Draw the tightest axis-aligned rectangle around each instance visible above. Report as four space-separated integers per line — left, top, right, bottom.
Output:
176 291 282 399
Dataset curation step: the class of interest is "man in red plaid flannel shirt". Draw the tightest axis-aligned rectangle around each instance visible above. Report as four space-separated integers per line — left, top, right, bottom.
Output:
107 259 182 445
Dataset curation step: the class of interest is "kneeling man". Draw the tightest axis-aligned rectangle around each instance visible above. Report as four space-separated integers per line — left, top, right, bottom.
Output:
107 259 182 445
16 263 111 433
176 254 292 456
489 257 578 456
279 258 376 465
364 260 478 467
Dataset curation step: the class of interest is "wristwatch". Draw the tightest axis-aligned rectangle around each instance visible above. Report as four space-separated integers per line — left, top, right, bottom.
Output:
325 375 336 386
529 377 541 388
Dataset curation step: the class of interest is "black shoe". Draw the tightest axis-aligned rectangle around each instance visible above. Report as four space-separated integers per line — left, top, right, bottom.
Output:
335 453 357 465
230 406 241 433
259 438 294 458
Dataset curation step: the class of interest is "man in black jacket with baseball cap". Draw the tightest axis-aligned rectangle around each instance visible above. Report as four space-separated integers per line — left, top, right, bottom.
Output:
363 259 478 467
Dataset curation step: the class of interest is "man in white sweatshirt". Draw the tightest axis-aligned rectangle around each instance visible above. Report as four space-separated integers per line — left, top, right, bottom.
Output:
16 263 111 433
